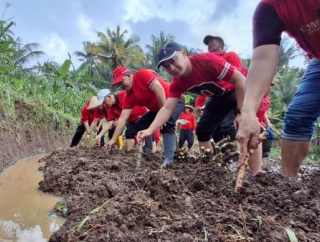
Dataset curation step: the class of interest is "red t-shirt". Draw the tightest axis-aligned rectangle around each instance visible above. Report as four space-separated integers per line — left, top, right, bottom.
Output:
80 100 95 125
169 53 247 98
107 91 147 122
195 51 244 106
94 107 108 121
218 51 243 68
256 93 270 126
154 129 161 145
178 112 197 130
123 69 170 112
260 0 320 59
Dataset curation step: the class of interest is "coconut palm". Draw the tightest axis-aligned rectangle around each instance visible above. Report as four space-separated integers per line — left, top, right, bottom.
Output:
145 31 175 70
278 35 299 73
90 25 146 69
74 41 101 77
13 39 45 67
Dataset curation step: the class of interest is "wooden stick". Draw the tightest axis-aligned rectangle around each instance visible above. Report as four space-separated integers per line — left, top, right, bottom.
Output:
234 128 268 192
234 152 250 192
136 143 142 168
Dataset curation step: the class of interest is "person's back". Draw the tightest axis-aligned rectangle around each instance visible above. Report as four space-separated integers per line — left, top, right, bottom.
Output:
261 0 320 59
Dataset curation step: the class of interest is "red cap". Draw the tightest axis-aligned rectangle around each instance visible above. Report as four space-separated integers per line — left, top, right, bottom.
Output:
112 66 130 87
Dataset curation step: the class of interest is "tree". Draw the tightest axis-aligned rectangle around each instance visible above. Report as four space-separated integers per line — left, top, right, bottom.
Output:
13 39 45 67
278 35 299 73
91 25 146 69
145 31 175 70
74 41 101 77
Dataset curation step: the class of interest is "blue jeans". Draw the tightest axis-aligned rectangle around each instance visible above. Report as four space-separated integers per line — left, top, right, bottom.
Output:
282 58 320 141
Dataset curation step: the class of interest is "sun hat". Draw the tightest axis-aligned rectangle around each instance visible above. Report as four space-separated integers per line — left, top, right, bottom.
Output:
157 41 182 69
184 105 194 112
203 35 224 48
97 89 111 105
87 96 99 110
112 66 131 87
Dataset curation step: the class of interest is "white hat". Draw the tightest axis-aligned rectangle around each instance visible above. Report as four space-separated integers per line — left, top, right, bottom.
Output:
97 89 111 105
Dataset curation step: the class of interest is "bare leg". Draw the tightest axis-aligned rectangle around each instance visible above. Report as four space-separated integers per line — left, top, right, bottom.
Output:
281 139 311 177
126 138 135 151
248 143 262 176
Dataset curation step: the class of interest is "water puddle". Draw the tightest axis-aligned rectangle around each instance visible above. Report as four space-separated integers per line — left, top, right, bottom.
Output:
0 155 64 242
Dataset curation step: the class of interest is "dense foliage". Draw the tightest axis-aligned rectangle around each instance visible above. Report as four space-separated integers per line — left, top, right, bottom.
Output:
0 17 319 160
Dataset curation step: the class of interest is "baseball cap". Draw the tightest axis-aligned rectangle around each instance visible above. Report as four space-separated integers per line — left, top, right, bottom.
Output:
97 89 111 105
203 35 224 48
156 41 182 69
112 66 130 87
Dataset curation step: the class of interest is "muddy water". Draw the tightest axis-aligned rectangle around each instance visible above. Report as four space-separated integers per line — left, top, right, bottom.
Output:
0 155 64 242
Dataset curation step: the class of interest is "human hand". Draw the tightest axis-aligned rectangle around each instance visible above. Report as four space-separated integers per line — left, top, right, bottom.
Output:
137 129 153 145
95 135 101 147
86 133 91 141
106 139 116 153
235 111 261 169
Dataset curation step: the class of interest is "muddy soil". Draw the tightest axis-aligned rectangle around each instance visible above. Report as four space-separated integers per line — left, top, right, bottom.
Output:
39 147 320 242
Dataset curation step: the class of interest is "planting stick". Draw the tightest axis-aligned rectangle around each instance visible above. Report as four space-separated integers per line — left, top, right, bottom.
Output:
234 152 250 192
234 128 268 192
136 143 142 168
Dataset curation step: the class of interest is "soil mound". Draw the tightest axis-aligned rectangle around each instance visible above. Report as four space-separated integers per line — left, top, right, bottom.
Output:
39 147 320 242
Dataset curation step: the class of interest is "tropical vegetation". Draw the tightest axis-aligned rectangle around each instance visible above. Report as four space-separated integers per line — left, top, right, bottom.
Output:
0 15 319 161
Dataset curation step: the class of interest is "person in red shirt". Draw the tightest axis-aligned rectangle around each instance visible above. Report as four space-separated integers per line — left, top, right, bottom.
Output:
237 0 320 178
195 35 244 142
89 89 124 149
105 66 185 166
95 90 148 151
70 96 104 147
177 105 197 150
138 41 262 175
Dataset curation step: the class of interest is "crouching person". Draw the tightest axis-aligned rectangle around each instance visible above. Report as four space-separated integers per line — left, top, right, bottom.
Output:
106 66 185 165
95 90 149 152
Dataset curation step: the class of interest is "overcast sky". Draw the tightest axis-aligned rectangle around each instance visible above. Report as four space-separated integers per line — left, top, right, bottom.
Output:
3 0 305 68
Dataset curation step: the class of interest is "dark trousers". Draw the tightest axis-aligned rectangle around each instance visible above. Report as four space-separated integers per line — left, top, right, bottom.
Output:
125 98 185 137
196 91 237 142
70 123 105 147
178 129 194 149
212 110 236 142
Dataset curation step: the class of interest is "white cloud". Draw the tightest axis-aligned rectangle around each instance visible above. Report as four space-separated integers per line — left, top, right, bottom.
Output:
76 14 96 41
42 33 69 63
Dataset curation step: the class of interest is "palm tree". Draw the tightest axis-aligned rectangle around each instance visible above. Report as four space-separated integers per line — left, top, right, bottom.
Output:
90 25 146 69
278 35 299 73
74 41 101 77
145 31 175 70
13 39 45 67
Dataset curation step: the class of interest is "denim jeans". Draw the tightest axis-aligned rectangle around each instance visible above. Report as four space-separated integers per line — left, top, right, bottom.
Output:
282 58 320 141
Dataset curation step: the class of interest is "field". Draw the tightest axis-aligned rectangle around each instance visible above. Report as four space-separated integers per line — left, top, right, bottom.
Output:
39 146 320 242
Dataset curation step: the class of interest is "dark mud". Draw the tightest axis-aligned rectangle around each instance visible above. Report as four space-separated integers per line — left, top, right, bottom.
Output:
39 147 320 242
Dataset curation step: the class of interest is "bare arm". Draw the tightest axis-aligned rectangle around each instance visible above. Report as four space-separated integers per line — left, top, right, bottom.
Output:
84 120 91 134
236 45 279 166
242 45 279 114
150 80 166 109
226 69 246 110
96 120 114 138
139 98 179 140
87 119 99 134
